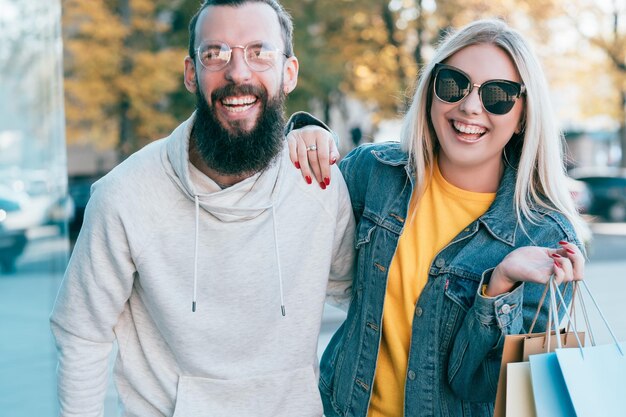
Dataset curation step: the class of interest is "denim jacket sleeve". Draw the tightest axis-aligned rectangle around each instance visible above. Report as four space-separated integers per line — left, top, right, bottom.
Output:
447 268 525 401
447 221 580 402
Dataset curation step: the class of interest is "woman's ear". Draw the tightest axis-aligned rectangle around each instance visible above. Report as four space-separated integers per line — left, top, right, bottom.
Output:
516 113 526 134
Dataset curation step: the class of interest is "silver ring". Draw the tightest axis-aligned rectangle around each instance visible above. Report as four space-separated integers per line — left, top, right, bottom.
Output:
306 144 318 151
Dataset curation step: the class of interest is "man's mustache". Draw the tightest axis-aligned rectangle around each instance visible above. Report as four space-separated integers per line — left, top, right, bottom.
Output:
211 83 267 103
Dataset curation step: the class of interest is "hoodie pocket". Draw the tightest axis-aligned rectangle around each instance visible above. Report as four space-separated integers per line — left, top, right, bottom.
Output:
172 366 323 417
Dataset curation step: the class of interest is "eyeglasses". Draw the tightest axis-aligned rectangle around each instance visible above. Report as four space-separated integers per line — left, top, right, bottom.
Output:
433 63 526 115
195 40 288 72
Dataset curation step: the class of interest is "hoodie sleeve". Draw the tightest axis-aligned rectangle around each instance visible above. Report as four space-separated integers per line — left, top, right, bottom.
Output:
325 164 355 311
50 178 137 416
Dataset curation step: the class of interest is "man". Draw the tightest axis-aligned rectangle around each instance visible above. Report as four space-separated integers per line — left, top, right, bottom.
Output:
50 1 355 416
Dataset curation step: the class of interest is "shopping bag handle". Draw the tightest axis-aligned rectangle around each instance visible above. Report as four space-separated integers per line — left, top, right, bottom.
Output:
528 281 572 334
552 279 624 358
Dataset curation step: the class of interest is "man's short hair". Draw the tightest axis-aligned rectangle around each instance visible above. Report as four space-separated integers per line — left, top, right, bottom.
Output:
188 0 294 61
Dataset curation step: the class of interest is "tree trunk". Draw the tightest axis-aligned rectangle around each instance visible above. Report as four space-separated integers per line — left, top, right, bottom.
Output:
117 0 134 159
380 1 406 111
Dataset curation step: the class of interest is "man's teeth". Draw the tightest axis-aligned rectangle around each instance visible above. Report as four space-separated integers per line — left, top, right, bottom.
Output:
453 121 486 135
222 96 257 106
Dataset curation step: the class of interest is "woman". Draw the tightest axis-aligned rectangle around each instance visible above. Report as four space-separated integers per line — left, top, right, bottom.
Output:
288 19 588 417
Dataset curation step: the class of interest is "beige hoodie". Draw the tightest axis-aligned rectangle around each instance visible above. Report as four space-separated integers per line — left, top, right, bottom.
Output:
51 114 355 417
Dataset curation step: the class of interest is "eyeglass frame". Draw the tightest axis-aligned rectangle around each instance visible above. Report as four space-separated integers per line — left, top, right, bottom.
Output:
432 63 526 115
193 40 290 72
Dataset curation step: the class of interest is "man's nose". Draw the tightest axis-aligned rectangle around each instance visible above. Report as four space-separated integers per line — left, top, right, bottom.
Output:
224 48 252 84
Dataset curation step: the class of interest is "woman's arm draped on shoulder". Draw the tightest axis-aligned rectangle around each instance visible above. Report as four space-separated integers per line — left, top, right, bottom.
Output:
285 112 340 187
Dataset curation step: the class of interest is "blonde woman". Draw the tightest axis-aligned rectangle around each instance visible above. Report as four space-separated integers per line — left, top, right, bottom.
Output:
288 19 587 417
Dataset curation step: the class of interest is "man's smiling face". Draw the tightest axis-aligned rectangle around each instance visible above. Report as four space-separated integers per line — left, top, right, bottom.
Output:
185 2 298 134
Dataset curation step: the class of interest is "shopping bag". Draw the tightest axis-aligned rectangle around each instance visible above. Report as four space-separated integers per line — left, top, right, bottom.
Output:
555 343 626 417
493 282 578 417
553 280 626 417
505 362 536 417
526 280 579 417
528 353 576 417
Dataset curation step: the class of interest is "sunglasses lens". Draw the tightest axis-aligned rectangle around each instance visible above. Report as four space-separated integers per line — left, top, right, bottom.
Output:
481 82 520 115
435 68 471 103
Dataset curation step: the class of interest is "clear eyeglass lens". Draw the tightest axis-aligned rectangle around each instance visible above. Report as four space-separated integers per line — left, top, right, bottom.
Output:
198 41 280 71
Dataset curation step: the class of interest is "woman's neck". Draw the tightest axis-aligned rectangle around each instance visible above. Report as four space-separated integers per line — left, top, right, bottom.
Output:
437 157 505 193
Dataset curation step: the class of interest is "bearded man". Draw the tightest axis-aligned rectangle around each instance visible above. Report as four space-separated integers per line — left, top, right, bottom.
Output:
50 1 355 416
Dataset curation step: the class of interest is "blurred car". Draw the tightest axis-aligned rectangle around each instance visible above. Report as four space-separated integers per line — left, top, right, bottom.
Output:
0 185 34 273
566 176 593 215
569 168 626 222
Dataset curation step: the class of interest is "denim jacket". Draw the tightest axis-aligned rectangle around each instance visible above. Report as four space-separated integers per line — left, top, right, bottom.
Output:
319 142 581 417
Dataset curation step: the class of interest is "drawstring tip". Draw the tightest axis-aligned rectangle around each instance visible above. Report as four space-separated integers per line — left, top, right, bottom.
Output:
281 305 286 317
192 301 196 313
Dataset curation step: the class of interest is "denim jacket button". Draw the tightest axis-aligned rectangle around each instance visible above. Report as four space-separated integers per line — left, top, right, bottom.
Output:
408 370 416 380
501 304 511 314
415 306 423 317
435 258 445 268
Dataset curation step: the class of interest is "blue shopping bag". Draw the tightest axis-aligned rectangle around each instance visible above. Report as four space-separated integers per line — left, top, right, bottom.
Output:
527 277 578 417
550 280 626 417
528 353 576 417
555 342 626 417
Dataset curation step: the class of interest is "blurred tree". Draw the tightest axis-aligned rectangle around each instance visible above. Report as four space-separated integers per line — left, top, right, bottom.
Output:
63 0 189 157
564 0 626 167
283 0 565 125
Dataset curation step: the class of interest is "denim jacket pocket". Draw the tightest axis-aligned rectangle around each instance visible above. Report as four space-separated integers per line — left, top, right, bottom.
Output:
443 271 482 312
440 272 482 353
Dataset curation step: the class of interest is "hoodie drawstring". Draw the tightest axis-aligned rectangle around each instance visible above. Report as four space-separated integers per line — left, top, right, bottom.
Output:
192 195 199 312
190 196 285 316
271 205 286 316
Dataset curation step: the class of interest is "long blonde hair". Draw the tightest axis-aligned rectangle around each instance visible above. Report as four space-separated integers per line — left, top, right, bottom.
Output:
400 18 589 242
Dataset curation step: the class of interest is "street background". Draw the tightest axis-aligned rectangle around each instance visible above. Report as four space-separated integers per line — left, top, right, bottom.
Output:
2 1 626 416
0 223 625 417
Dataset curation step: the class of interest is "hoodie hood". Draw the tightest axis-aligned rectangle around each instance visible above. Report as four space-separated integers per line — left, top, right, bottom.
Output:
163 112 286 222
161 112 288 314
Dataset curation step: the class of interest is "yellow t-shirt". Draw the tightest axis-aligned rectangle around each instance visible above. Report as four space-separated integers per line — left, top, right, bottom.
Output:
367 163 496 417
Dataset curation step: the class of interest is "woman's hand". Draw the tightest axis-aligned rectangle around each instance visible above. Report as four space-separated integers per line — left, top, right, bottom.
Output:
286 126 340 189
485 241 585 296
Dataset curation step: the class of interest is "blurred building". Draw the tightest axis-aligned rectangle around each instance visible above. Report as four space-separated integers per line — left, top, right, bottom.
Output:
565 130 621 169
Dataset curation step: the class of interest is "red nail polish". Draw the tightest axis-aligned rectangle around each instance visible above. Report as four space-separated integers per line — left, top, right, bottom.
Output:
551 253 561 258
319 181 326 190
565 248 575 255
558 241 568 245
554 261 562 268
294 161 301 169
331 157 337 165
305 176 312 184
324 177 330 186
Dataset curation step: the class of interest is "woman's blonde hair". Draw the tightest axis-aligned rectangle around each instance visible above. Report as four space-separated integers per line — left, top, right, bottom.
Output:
400 18 589 242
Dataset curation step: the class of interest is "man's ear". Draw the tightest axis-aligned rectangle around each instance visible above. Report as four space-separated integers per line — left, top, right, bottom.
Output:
282 56 299 94
184 56 198 94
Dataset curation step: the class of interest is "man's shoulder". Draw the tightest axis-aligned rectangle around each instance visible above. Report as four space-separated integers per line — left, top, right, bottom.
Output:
90 138 168 208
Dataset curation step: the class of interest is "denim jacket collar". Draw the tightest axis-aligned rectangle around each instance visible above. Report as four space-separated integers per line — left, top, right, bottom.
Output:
370 145 518 246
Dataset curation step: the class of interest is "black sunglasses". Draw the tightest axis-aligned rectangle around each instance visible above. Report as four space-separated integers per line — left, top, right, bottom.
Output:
433 63 526 115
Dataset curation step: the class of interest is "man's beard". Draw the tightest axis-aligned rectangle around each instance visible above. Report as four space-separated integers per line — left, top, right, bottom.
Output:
193 83 286 176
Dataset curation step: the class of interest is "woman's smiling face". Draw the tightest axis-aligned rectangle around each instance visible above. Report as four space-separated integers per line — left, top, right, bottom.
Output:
430 43 525 190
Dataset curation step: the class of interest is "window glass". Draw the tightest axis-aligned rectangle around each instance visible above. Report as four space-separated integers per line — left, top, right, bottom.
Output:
0 1 69 415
